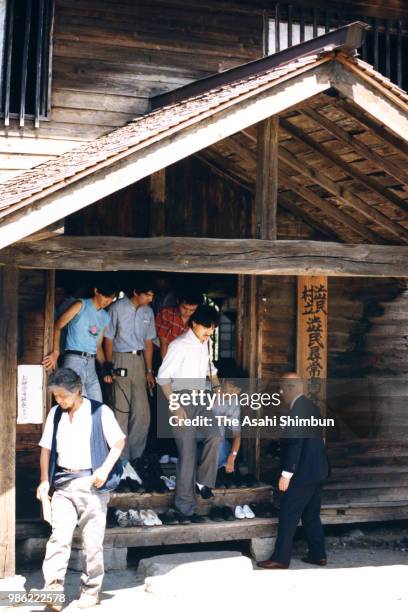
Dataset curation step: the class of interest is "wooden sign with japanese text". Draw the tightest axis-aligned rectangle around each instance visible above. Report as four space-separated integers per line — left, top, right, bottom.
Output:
297 276 328 405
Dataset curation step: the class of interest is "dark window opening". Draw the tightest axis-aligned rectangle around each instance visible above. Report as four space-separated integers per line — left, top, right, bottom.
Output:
1 0 54 128
267 4 408 91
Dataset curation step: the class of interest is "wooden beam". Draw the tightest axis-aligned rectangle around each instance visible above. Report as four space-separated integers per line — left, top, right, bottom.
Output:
2 236 408 276
43 271 55 420
254 116 279 239
0 61 333 248
279 146 408 243
279 167 384 244
303 106 408 188
0 265 18 577
280 116 408 217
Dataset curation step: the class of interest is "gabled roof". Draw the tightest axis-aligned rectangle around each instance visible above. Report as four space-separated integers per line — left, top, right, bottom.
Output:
0 22 407 248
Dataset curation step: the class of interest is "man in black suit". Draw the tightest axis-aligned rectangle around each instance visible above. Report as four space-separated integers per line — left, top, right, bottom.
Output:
258 372 330 570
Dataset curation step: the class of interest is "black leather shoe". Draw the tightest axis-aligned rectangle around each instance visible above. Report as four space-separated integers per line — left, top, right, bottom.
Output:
190 513 206 523
174 511 192 524
195 485 214 499
159 509 179 525
301 557 327 566
221 506 235 521
127 477 141 493
116 479 131 493
209 506 224 522
215 468 227 489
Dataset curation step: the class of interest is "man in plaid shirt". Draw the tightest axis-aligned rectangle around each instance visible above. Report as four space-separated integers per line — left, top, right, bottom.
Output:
155 289 203 358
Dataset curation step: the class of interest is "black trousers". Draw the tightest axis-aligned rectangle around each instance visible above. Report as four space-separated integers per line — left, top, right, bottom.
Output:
271 481 326 565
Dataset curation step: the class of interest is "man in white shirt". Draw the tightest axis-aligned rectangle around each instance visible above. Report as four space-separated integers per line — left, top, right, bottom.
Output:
157 305 222 522
37 368 125 610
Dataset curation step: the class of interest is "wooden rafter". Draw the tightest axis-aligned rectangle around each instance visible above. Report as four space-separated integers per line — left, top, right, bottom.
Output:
303 106 408 187
280 116 408 217
278 191 340 241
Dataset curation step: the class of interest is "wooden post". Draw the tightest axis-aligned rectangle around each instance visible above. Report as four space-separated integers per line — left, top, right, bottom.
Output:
297 276 328 410
0 265 19 578
254 116 279 240
149 169 166 237
43 270 55 420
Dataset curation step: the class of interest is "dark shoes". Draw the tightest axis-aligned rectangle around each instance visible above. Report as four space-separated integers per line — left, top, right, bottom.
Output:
301 557 327 566
257 560 289 570
208 505 235 522
195 485 214 500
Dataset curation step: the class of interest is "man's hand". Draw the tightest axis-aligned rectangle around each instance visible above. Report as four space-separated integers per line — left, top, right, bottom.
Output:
146 372 155 389
278 476 290 492
225 453 236 474
42 351 59 372
91 467 109 489
36 480 50 501
170 404 187 424
103 375 114 384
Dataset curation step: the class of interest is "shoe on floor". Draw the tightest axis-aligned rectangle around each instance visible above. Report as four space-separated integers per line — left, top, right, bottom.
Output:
170 456 178 464
195 484 214 500
127 509 142 527
301 557 327 566
215 468 227 489
76 592 99 608
146 509 162 526
243 504 255 519
160 475 176 490
115 479 131 494
159 454 170 464
221 506 235 521
257 560 289 570
234 505 246 519
159 509 179 525
115 509 130 527
174 511 192 524
190 513 206 523
209 506 224 522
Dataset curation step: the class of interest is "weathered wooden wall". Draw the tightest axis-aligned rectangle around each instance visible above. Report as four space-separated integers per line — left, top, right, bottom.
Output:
0 0 263 183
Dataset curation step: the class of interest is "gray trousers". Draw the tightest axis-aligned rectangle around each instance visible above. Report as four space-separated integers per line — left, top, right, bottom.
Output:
112 352 150 461
43 476 109 597
171 404 221 516
62 354 102 402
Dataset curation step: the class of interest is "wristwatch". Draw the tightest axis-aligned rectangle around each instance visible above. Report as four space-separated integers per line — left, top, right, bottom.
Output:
147 369 153 373
231 451 238 457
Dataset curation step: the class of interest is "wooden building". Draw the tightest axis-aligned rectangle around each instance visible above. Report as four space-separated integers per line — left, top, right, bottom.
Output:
1 0 408 579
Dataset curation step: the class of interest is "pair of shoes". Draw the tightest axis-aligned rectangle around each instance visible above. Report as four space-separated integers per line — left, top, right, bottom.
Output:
195 484 214 500
240 473 259 488
132 455 167 493
301 557 327 566
235 505 255 519
215 468 227 489
257 560 289 570
115 478 131 493
139 509 162 526
76 591 99 609
160 475 176 490
159 508 179 525
250 501 277 518
209 506 235 522
114 509 130 527
127 509 143 526
174 511 193 524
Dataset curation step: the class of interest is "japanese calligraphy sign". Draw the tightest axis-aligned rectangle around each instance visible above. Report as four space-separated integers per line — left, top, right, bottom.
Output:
297 277 328 402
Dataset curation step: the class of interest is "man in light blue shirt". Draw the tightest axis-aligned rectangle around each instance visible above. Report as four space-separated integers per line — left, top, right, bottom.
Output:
104 278 156 464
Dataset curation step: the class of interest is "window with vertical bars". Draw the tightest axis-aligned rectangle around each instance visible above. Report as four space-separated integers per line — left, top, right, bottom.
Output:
1 0 54 128
267 4 408 92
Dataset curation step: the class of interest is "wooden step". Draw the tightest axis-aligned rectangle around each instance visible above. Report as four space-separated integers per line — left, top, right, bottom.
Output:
109 484 273 513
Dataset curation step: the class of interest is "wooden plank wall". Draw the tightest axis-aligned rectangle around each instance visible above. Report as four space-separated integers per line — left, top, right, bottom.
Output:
0 0 262 183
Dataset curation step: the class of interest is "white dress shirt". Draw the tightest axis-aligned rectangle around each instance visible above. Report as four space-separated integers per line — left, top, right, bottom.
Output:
156 329 217 391
39 398 126 471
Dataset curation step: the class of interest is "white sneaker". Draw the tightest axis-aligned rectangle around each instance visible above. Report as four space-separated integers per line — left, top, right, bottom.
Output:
243 504 255 519
115 509 129 527
146 509 162 526
159 454 170 464
140 509 156 526
235 505 246 519
128 509 142 526
170 456 178 464
76 592 99 608
160 475 176 490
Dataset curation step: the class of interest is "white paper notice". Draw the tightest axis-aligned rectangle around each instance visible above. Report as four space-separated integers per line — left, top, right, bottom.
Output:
17 365 44 424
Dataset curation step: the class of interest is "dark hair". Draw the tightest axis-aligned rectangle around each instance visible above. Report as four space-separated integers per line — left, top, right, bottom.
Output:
94 280 118 298
177 289 203 307
126 275 155 298
190 304 220 328
48 368 82 393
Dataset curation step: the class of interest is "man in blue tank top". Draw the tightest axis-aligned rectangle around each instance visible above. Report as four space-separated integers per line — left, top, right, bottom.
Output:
43 280 117 401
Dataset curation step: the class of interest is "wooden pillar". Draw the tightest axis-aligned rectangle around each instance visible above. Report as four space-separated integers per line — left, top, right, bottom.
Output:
254 116 279 240
245 116 279 477
43 270 55 420
0 265 19 578
149 169 166 237
297 276 328 409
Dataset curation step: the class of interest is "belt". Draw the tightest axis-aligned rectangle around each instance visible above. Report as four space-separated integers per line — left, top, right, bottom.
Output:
65 350 96 358
122 350 144 355
57 465 91 473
